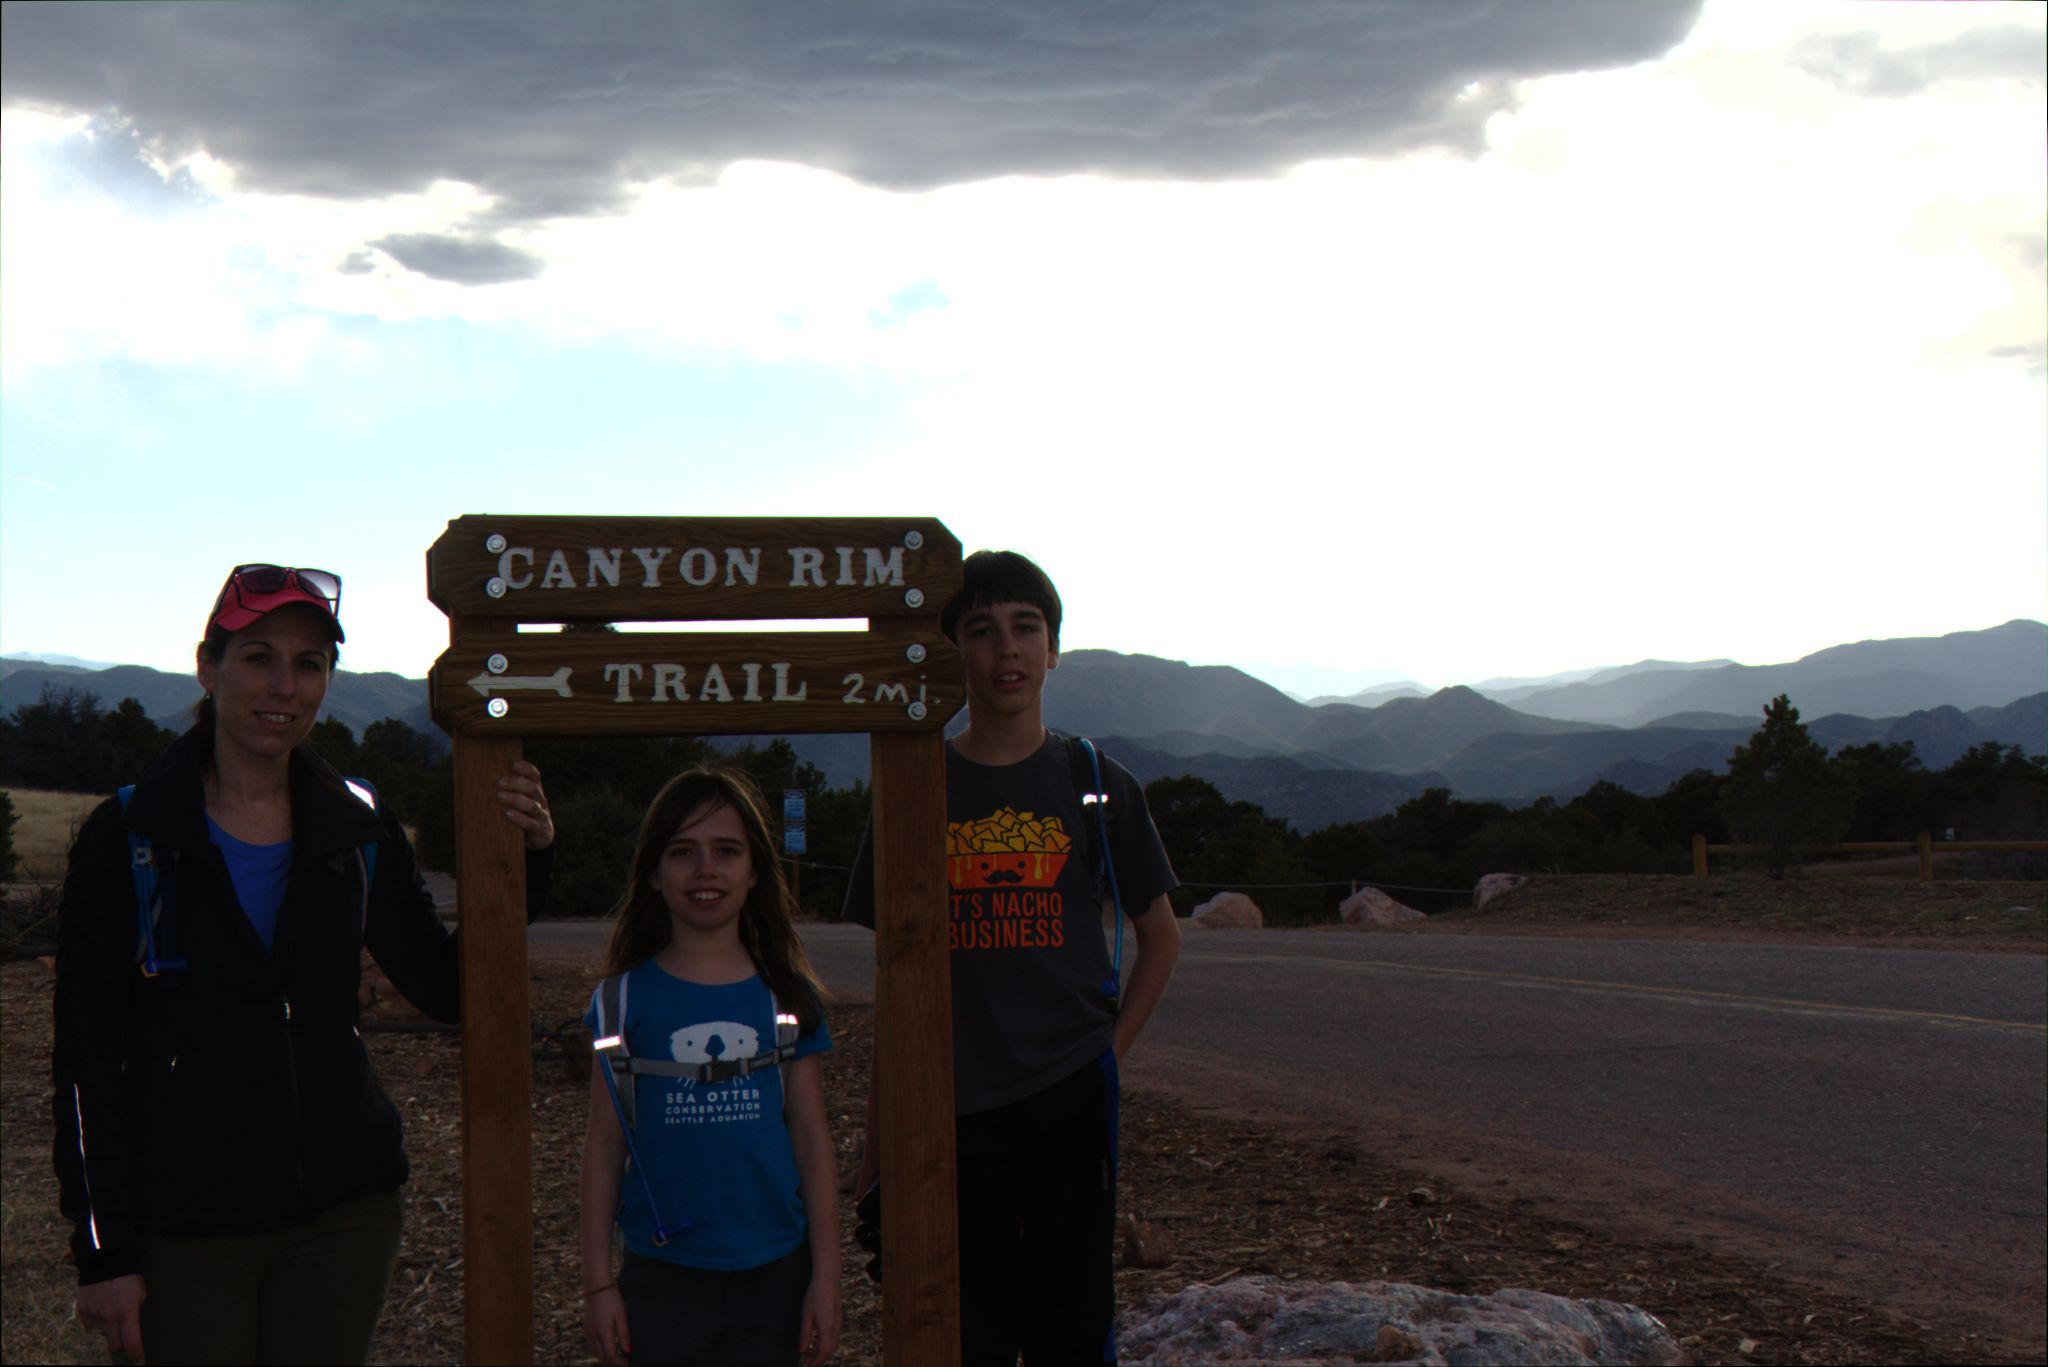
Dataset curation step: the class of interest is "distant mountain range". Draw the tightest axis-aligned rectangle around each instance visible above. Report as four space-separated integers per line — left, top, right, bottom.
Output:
6 620 2042 829
0 658 433 742
1485 623 2043 727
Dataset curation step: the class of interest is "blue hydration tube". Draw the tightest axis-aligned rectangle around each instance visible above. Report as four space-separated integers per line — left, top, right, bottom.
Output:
1076 738 1125 1001
593 1042 692 1245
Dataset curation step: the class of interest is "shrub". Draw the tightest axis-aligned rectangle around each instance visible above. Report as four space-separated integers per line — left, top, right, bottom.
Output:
0 790 18 883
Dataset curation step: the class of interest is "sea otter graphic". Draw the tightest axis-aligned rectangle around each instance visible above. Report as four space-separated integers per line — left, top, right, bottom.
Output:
667 1020 758 1090
948 808 1073 889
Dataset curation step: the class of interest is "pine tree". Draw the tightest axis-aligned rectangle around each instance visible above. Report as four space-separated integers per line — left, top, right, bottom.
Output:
1719 695 1851 877
0 790 18 883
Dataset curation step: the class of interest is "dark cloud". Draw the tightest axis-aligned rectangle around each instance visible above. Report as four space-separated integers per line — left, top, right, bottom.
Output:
3 1 1700 227
369 232 545 284
1790 26 2045 99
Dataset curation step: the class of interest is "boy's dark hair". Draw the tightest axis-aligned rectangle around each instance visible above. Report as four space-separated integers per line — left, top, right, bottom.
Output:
941 550 1063 650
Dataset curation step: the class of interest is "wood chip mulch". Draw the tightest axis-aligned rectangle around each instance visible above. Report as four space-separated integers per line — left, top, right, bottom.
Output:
1 958 2027 1365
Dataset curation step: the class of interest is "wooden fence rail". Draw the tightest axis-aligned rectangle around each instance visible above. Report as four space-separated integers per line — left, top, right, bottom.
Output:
1691 833 2048 881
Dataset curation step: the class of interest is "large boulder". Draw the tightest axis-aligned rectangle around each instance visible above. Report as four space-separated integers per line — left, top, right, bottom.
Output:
1190 892 1264 929
1474 873 1528 909
1338 887 1424 927
1118 1276 1683 1366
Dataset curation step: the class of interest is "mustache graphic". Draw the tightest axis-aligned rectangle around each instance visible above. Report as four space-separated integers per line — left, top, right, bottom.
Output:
980 868 1025 885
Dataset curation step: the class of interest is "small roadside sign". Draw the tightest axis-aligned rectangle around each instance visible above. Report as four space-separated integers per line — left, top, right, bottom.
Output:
783 789 807 856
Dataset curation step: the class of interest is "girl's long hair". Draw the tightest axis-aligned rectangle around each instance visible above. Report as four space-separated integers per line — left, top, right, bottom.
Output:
602 767 826 1032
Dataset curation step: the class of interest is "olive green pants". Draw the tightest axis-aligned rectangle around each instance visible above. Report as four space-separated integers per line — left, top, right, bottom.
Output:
128 1189 403 1366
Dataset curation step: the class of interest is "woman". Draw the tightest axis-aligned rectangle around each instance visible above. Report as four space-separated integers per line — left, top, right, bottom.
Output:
52 563 556 1364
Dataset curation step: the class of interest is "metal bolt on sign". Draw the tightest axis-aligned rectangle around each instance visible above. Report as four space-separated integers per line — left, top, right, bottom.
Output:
906 643 927 663
487 653 510 675
486 533 508 554
904 530 924 550
486 698 509 718
486 577 507 599
908 701 928 721
904 588 926 609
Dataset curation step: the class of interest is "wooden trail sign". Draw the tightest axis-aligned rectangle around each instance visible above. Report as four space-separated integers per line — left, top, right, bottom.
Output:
427 515 963 1365
429 627 960 737
428 514 955 624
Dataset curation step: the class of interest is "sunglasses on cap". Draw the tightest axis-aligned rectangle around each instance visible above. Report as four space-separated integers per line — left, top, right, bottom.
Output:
207 564 345 640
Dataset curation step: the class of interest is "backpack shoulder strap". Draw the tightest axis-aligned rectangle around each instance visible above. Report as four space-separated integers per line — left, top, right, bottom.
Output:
1063 737 1128 1002
1064 736 1113 894
116 784 154 954
770 989 800 1056
117 785 186 976
592 972 636 1129
341 777 382 932
343 776 382 887
595 971 628 1046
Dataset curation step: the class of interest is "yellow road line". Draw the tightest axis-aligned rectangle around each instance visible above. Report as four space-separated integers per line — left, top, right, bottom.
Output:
1207 952 2048 1032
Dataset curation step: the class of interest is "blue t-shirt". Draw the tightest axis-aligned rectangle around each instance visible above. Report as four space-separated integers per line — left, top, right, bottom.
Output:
585 964 831 1271
206 815 292 953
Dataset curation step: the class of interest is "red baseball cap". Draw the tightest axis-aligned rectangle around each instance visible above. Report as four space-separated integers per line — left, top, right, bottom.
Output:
207 565 345 642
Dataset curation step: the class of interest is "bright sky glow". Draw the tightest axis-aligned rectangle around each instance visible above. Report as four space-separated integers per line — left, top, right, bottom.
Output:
3 1 2041 697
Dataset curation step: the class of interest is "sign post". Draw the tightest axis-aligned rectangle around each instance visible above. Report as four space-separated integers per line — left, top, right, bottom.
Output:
427 515 964 1365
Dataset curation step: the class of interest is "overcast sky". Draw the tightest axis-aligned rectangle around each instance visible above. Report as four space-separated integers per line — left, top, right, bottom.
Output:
3 1 2042 696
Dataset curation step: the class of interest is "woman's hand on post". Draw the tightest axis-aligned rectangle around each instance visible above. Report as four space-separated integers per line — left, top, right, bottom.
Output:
584 1284 630 1366
496 760 554 851
77 1274 146 1364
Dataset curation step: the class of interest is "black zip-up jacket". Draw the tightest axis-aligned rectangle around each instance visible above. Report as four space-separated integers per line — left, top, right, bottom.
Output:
52 723 553 1284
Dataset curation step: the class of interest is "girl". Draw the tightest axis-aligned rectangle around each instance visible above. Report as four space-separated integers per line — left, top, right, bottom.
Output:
53 562 555 1365
581 768 840 1367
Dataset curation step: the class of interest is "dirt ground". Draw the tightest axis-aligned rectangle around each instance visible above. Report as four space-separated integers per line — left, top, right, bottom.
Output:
5 875 2043 1365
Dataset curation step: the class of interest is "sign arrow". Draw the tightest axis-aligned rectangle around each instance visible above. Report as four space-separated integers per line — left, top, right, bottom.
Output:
468 666 573 698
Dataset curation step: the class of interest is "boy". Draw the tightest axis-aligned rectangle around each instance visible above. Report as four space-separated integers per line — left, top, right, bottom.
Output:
844 549 1182 1366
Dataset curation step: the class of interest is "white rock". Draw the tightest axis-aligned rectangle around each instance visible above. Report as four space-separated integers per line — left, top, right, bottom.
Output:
1338 887 1424 926
1474 873 1528 909
1190 892 1264 929
1118 1276 1684 1366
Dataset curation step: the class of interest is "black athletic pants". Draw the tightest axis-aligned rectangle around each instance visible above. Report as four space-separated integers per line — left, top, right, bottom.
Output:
619 1242 811 1366
127 1188 403 1365
956 1051 1120 1367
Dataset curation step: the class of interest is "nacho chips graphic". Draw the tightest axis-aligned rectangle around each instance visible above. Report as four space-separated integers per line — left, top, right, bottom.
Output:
948 807 1072 888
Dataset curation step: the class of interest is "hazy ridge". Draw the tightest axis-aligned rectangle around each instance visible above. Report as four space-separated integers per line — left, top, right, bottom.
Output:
5 620 2041 829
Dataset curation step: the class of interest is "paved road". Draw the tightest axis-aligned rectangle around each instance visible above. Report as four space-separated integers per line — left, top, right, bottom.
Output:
530 919 2048 1346
805 923 2044 1345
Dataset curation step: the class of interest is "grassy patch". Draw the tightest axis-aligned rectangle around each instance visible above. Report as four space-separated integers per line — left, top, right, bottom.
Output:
3 790 104 883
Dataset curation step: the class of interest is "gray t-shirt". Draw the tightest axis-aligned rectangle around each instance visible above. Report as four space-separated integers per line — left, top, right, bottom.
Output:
844 732 1178 1113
